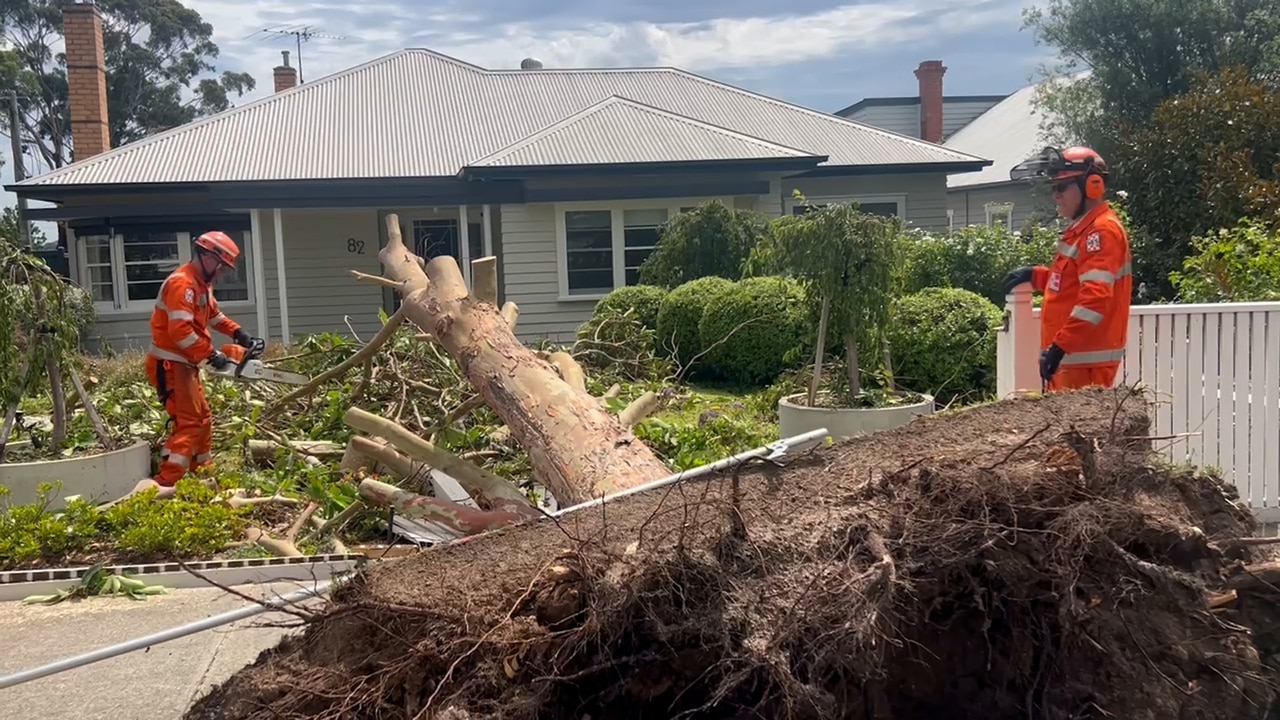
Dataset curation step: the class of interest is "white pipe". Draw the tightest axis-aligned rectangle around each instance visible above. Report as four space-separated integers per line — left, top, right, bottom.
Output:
0 579 343 690
272 208 291 343
0 428 828 690
249 209 270 343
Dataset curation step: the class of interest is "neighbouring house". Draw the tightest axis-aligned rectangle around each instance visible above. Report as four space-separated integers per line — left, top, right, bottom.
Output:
9 3 990 352
839 60 1070 232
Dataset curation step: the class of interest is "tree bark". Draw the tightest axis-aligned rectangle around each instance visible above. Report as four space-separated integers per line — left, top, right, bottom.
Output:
376 213 674 506
358 478 526 535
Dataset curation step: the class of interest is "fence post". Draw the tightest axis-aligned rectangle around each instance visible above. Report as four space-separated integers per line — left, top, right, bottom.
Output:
997 285 1040 396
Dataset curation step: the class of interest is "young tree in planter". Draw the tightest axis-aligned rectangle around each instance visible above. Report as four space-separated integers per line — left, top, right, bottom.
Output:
751 196 908 408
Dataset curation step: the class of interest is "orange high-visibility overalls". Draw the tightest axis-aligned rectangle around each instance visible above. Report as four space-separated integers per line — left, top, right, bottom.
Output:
1030 202 1133 391
146 262 243 486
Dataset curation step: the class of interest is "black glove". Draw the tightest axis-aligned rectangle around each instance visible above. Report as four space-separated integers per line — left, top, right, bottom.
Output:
1040 343 1065 383
233 329 255 348
207 349 231 370
1002 266 1034 295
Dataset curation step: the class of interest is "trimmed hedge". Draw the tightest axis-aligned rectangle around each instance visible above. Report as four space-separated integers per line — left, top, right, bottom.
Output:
655 276 736 369
589 285 667 332
887 287 1002 406
698 276 810 386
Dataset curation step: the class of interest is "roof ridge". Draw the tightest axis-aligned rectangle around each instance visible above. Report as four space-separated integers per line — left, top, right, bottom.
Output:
664 68 990 165
17 49 459 187
466 95 819 167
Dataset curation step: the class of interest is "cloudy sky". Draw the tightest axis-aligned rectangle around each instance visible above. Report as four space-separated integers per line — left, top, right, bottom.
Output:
9 0 1056 239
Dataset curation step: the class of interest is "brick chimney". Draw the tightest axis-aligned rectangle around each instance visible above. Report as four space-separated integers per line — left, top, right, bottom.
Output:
913 60 947 144
274 51 298 92
62 0 110 161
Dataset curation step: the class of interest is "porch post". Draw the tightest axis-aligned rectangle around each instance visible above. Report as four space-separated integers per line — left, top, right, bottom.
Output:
481 203 493 256
996 285 1040 396
272 209 291 343
249 209 270 342
458 205 471 286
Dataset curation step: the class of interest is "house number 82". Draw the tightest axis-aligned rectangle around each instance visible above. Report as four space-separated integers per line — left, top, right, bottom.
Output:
347 238 365 254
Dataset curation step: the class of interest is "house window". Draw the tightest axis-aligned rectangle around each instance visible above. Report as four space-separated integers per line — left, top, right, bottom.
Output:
985 202 1014 231
77 228 256 313
556 198 725 299
623 208 668 286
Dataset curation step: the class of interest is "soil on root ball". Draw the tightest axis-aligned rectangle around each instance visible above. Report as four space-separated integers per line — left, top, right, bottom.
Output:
187 388 1280 720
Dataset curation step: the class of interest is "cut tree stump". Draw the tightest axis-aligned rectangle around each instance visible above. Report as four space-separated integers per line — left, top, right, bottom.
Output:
373 213 674 506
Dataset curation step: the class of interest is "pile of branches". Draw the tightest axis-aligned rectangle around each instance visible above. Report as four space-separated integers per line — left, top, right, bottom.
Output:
188 390 1280 719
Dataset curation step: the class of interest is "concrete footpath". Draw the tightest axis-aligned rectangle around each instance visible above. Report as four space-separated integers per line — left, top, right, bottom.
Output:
0 582 322 719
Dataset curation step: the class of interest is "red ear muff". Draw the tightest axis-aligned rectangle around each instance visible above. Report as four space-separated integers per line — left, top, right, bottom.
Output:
1084 173 1105 200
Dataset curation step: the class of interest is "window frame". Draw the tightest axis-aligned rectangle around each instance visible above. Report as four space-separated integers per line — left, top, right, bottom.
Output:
984 202 1015 231
75 228 258 316
781 193 908 221
553 197 726 301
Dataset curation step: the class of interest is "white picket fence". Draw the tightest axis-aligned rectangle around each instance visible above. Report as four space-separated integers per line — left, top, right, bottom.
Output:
996 287 1280 522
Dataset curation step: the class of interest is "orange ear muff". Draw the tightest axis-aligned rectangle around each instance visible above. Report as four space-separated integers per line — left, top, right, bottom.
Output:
1084 173 1105 200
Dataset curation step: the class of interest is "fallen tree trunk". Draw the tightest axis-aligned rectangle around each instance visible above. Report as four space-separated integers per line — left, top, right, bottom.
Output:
374 213 673 506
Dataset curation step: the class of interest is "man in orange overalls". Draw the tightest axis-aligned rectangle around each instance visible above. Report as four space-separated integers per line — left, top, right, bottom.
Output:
146 231 261 487
1002 146 1133 391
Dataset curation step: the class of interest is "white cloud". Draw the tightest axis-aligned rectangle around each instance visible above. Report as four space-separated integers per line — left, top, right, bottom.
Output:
187 0 1026 104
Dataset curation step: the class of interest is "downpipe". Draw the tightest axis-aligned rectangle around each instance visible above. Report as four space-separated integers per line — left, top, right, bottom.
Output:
0 427 830 691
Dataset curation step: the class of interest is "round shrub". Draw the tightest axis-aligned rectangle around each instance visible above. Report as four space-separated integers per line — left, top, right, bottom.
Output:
655 276 736 368
590 285 667 332
698 276 811 386
887 287 1002 406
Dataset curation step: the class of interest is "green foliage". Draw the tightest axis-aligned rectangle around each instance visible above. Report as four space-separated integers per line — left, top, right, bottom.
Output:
574 288 675 384
0 479 245 570
898 223 1058 306
0 206 47 247
589 285 667 332
631 388 776 471
887 288 1003 406
697 276 810 387
751 197 903 396
0 0 256 170
1022 0 1280 153
1111 67 1280 297
1 236 96 446
1169 217 1280 302
637 200 771 288
655 275 736 370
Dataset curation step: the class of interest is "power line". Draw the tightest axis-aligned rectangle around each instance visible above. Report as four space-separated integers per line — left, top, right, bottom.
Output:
256 25 346 84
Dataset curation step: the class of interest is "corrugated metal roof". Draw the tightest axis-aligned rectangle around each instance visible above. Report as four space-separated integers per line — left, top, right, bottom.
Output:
19 49 989 187
470 96 819 167
943 72 1088 189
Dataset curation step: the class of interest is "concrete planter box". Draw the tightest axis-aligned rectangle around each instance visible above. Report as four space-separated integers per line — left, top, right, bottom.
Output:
0 439 151 509
778 392 935 441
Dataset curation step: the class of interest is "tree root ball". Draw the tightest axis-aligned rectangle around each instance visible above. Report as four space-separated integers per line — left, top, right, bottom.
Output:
186 389 1280 720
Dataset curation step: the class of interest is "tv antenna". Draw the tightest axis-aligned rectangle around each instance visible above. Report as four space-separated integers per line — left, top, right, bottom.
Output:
257 25 346 83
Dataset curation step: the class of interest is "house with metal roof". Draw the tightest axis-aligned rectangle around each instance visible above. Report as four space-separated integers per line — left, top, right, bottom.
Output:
11 3 991 350
839 61 1088 233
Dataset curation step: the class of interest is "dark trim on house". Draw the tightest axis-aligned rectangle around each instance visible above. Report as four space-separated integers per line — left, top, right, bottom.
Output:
788 161 992 178
26 203 243 222
947 178 1025 192
832 94 1009 117
459 157 827 180
523 179 771 203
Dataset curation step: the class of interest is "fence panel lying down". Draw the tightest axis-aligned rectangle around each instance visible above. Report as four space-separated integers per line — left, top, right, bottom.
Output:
997 287 1280 523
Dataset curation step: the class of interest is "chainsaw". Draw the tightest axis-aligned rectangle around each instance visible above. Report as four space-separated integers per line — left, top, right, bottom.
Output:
201 339 310 385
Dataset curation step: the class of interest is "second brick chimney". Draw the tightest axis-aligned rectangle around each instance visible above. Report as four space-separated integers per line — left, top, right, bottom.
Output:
63 0 110 161
274 51 298 92
914 60 947 144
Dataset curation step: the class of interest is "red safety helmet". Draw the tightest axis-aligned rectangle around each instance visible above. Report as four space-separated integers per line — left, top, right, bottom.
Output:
194 231 240 268
1010 146 1108 183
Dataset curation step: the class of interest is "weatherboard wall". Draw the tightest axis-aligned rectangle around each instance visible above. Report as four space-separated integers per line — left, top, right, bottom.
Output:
844 99 1003 142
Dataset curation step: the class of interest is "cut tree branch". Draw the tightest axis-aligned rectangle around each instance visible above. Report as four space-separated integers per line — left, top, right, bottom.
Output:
344 407 539 517
376 213 672 505
618 391 659 428
471 256 499 305
358 478 529 535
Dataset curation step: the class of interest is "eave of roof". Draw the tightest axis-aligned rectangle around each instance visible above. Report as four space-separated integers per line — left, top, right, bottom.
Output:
833 94 1009 117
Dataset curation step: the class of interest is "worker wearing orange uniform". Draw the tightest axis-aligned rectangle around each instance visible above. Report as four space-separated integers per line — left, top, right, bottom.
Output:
146 231 261 487
1002 146 1133 391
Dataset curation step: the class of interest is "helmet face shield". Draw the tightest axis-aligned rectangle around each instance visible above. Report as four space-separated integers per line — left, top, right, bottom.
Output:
1010 146 1072 182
